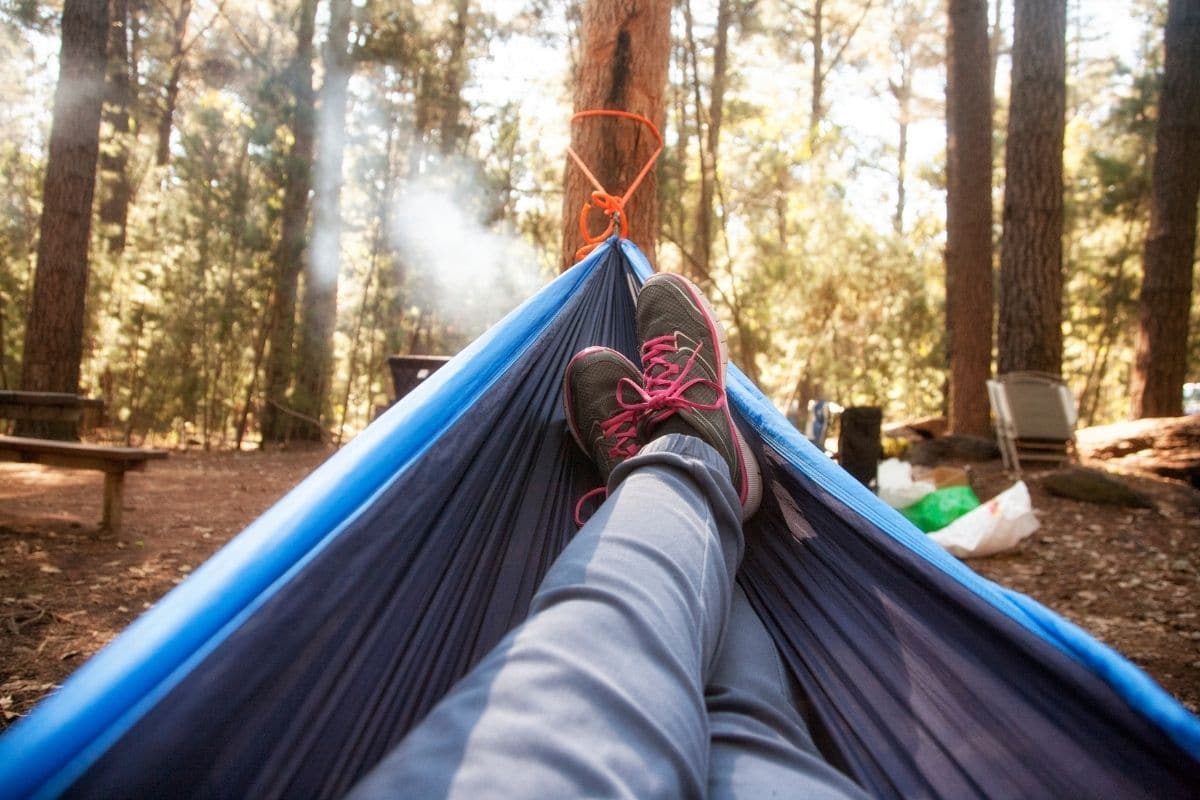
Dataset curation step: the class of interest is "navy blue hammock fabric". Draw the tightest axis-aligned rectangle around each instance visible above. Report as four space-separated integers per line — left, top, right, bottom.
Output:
2 241 1199 799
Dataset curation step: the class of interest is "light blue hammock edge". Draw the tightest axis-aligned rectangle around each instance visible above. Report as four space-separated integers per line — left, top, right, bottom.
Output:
1 240 1197 800
0 246 611 800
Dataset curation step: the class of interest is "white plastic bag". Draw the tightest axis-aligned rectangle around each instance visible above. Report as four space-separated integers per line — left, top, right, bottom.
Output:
877 458 936 509
929 480 1039 558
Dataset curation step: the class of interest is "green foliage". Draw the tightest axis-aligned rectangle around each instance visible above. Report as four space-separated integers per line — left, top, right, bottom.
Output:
2 0 1187 446
0 139 39 389
0 13 51 388
1062 5 1165 425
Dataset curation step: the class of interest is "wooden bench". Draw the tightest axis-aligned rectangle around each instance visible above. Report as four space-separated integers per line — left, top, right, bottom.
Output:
0 435 167 537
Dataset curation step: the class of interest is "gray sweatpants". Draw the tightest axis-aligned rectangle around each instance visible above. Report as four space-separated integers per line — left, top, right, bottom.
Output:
348 434 867 799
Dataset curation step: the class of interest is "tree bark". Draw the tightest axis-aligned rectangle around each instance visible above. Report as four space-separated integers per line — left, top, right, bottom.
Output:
997 0 1067 376
99 0 133 253
794 0 874 154
440 0 470 155
810 0 825 148
685 0 730 286
294 0 354 441
560 0 670 270
944 0 994 437
155 0 191 166
261 0 317 444
18 0 110 440
989 0 1004 97
890 2 915 236
1131 0 1200 418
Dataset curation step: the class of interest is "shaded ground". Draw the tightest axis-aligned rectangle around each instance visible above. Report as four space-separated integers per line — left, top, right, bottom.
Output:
0 448 327 726
968 458 1200 713
1 443 1197 729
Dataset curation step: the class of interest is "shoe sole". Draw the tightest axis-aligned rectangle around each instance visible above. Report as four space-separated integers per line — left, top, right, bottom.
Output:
642 274 763 520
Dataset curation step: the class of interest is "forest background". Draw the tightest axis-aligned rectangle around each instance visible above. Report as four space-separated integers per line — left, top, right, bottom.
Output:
0 0 1194 448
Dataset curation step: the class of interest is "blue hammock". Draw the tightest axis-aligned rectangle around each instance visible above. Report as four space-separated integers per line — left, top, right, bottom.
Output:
1 241 1198 799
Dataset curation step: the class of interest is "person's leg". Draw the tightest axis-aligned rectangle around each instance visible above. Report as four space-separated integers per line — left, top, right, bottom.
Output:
705 584 870 800
347 433 743 800
351 272 770 799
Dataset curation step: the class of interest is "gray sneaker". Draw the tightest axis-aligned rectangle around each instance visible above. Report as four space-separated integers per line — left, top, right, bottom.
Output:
634 273 762 519
563 345 645 484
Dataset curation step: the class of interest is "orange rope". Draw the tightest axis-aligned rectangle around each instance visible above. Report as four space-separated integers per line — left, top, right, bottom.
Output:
566 110 664 261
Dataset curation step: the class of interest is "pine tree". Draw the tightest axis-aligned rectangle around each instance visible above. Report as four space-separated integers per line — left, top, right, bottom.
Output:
560 0 671 269
1131 0 1200 418
294 0 356 441
998 0 1068 376
18 0 110 440
261 0 318 444
944 0 994 436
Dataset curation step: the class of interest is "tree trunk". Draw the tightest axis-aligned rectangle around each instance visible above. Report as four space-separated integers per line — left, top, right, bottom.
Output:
260 0 318 444
294 0 354 441
944 0 994 437
339 121 396 444
18 0 109 440
989 0 1004 97
99 0 133 253
891 25 912 235
997 0 1067 376
155 0 191 167
895 108 908 234
1131 0 1200 418
799 0 873 154
560 0 670 270
440 0 470 155
686 0 730 286
810 0 825 149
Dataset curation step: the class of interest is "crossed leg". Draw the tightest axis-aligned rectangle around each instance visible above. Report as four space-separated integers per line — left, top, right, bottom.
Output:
348 435 865 799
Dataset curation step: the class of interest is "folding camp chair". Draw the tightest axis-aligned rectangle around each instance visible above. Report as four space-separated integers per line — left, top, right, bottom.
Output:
987 371 1078 474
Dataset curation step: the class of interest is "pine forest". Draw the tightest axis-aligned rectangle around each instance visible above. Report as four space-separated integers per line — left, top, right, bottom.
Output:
0 0 1195 445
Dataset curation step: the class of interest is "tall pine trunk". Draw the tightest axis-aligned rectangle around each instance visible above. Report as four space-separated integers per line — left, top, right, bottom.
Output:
261 0 317 444
560 0 670 270
155 0 190 166
99 0 133 254
18 0 110 440
944 0 994 436
440 0 470 155
1131 0 1200 418
997 0 1067 376
294 0 354 441
684 0 730 286
809 0 825 151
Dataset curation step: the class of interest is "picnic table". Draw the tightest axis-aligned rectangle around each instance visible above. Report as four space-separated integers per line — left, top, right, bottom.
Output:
0 390 104 426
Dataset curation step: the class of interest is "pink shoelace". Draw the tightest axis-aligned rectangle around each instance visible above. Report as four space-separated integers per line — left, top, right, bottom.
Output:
573 336 725 527
622 335 726 423
572 390 642 526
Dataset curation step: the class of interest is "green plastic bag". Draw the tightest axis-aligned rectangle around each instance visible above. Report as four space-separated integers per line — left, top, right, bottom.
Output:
899 486 981 533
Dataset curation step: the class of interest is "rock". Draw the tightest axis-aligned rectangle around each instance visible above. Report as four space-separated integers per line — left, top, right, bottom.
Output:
906 435 1001 466
1040 466 1155 508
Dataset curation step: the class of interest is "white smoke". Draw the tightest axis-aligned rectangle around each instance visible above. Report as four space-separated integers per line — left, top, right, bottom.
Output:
388 159 546 341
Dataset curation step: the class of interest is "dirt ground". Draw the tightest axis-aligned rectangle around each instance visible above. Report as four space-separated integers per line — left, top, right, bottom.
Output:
1 446 1197 730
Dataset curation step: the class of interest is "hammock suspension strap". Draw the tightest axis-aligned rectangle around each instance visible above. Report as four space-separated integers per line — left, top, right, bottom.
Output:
566 110 663 261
